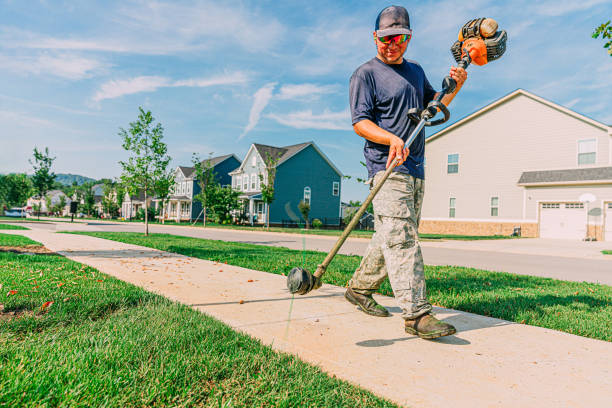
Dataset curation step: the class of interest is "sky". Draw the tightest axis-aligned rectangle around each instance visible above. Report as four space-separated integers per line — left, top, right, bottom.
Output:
1 0 610 201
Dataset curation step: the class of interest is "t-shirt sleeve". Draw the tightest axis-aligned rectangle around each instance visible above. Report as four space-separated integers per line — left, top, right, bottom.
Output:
349 71 375 125
423 73 437 105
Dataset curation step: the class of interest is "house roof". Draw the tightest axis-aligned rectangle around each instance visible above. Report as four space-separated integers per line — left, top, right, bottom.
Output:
177 154 240 178
518 167 612 186
427 89 611 144
242 141 342 177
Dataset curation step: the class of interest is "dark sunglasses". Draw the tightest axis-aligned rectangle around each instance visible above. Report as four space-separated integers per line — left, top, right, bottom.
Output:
377 33 411 45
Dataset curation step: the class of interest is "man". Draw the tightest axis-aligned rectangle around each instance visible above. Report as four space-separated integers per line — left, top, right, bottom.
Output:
346 5 467 339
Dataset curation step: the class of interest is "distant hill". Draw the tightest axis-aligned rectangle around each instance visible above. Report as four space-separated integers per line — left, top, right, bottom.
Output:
55 173 96 186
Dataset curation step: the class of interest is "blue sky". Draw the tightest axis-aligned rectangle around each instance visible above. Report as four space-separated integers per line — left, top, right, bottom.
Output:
1 0 610 201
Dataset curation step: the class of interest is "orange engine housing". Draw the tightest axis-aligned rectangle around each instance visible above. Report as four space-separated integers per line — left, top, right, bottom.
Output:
462 38 488 66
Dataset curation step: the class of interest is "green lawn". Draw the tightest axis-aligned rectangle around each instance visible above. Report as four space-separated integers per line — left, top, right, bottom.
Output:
0 243 396 407
603 250 612 255
0 224 28 230
69 232 612 342
0 233 40 247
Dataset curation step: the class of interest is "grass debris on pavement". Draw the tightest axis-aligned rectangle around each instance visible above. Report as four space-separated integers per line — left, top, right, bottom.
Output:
0 238 397 407
70 232 612 342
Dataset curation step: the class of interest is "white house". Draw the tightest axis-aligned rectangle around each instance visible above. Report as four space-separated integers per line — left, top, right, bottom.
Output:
26 190 71 215
421 89 612 240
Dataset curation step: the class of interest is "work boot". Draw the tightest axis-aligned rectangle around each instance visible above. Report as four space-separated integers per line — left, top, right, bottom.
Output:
404 313 456 339
345 287 390 317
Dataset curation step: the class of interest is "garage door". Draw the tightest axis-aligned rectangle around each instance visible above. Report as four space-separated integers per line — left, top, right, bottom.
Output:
540 202 586 239
605 203 612 242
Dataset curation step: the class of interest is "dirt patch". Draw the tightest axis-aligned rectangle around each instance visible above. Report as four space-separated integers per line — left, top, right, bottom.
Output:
0 245 56 255
0 304 33 321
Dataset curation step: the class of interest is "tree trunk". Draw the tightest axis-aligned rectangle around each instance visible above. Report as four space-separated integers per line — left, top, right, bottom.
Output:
144 190 149 236
203 205 206 227
266 203 270 231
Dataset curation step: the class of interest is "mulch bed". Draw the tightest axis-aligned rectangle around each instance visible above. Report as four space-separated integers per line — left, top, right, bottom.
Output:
0 245 55 255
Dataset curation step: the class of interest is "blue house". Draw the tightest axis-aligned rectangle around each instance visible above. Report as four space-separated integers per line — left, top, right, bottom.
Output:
160 154 241 221
229 142 343 226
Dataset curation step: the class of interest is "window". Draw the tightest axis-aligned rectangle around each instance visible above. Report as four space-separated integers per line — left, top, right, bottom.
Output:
251 174 256 190
490 197 499 216
232 177 236 189
187 183 191 194
447 154 459 174
449 197 456 218
303 187 311 205
542 203 560 209
243 175 248 191
257 174 261 190
257 202 264 214
578 139 596 165
565 203 584 209
332 181 340 196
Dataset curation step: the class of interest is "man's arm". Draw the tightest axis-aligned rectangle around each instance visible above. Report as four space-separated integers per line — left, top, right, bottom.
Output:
437 66 468 106
353 120 409 169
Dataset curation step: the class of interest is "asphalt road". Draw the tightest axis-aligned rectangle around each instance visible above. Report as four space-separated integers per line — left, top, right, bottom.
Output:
16 220 612 285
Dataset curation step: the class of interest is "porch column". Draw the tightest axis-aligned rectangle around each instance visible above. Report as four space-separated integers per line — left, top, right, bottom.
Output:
249 198 254 225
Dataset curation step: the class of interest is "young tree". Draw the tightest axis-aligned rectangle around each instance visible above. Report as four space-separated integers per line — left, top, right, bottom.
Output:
115 181 126 217
82 185 96 217
57 195 67 216
102 180 120 218
298 200 311 229
208 185 241 224
592 21 611 56
192 153 217 227
45 195 53 216
154 170 175 224
258 152 281 230
0 174 32 212
29 147 56 220
119 107 172 236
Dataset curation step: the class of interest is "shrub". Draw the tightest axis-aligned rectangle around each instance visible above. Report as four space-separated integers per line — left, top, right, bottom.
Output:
312 218 322 229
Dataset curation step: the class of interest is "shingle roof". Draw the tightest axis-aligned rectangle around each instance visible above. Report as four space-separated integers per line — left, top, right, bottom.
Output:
518 167 612 184
253 142 311 166
178 154 238 178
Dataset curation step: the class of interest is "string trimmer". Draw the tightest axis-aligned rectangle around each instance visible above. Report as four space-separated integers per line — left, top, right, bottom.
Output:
287 18 508 295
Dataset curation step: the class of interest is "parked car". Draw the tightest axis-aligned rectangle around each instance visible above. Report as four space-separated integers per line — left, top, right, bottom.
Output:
4 208 27 218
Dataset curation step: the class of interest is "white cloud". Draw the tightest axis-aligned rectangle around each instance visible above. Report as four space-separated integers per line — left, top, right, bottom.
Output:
240 83 276 139
0 53 108 80
276 83 338 100
93 76 170 102
267 109 351 130
92 72 249 102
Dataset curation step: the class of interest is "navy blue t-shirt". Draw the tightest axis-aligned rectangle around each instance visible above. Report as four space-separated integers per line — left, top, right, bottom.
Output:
349 57 437 179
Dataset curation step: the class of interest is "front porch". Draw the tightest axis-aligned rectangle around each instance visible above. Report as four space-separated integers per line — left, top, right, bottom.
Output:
157 196 192 222
238 192 267 225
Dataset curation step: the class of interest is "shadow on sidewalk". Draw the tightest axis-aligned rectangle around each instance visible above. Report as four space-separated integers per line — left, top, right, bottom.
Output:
59 248 181 259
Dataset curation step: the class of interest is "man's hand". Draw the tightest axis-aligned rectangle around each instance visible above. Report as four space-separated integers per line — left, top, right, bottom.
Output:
386 135 409 168
449 66 467 91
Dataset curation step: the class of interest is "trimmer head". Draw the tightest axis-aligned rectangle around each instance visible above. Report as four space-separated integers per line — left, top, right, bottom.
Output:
287 267 321 295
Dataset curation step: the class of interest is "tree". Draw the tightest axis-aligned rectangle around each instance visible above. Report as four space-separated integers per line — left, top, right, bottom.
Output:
56 195 67 215
298 200 311 229
592 21 611 56
102 181 120 218
154 170 175 224
208 185 241 224
0 174 31 212
119 107 172 236
29 147 56 220
82 185 96 217
192 153 217 227
45 195 52 216
115 181 126 217
258 152 281 230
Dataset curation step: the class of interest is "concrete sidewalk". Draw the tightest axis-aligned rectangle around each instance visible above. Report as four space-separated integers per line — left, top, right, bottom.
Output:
7 228 612 408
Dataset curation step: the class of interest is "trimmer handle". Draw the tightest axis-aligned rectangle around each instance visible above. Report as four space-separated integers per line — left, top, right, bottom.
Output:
442 50 472 96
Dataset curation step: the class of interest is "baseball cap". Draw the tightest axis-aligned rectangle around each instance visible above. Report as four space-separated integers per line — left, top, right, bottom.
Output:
375 5 411 37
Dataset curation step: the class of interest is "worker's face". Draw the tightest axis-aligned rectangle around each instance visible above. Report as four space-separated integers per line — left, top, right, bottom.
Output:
374 32 410 64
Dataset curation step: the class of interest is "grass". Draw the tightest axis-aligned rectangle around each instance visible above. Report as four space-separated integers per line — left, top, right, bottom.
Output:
69 232 612 342
603 250 612 255
0 245 397 407
0 224 28 230
0 233 40 247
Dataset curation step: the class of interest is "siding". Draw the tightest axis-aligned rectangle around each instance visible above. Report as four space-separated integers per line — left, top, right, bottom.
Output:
423 93 611 221
270 145 341 224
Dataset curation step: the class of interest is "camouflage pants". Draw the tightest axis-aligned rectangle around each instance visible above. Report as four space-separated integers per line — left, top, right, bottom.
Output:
349 171 432 320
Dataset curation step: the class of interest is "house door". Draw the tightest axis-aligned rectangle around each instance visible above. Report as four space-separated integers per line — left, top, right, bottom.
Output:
539 202 586 239
605 202 612 241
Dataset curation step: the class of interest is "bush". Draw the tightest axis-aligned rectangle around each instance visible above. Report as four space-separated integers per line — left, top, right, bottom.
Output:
136 207 157 220
312 218 322 229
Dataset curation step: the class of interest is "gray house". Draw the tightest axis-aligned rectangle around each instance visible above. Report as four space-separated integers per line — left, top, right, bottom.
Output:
229 142 343 226
159 154 241 222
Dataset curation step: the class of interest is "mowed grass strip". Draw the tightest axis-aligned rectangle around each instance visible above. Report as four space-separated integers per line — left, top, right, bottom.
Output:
71 232 612 342
0 233 40 247
0 224 28 230
0 251 397 407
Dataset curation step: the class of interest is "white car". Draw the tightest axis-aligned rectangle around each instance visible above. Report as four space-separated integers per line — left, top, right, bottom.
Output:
4 208 27 217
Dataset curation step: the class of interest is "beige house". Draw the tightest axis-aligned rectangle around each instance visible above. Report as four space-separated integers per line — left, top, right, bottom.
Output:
421 89 612 240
